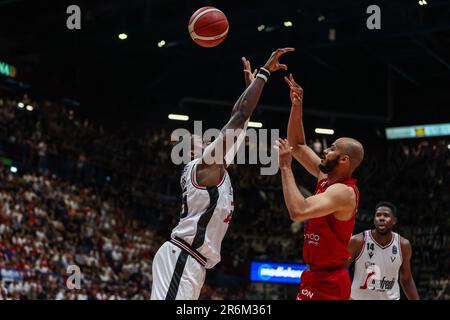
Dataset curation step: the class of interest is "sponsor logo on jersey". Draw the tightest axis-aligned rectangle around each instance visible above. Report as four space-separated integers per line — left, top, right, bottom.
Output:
392 245 397 255
181 175 187 190
390 256 396 263
368 276 396 291
368 251 374 259
223 212 233 224
304 233 320 246
360 270 376 289
301 288 314 299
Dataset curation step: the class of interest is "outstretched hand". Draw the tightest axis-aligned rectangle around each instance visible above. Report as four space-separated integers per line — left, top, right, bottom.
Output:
242 57 257 87
284 73 303 108
263 47 295 73
274 138 293 169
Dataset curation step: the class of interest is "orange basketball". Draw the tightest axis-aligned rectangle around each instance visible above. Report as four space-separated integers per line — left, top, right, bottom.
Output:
188 7 229 48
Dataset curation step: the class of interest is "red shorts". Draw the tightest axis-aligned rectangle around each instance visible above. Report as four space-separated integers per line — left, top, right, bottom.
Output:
296 269 351 300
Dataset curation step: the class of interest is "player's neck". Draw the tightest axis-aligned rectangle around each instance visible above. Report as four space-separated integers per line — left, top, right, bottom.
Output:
371 229 393 246
327 170 352 184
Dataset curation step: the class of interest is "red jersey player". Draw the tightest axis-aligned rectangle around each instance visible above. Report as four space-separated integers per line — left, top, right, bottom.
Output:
275 74 364 300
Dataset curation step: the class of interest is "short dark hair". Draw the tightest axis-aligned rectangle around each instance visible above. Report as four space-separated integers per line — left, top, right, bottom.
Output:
375 201 397 217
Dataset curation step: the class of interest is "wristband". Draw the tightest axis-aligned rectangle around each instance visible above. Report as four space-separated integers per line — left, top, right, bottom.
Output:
256 67 271 82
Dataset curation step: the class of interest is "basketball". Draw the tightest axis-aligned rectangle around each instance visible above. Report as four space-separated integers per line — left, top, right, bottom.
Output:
188 6 229 48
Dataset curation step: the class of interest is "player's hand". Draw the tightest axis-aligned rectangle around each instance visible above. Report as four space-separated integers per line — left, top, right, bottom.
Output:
263 48 295 73
284 73 303 108
242 57 257 87
275 138 293 169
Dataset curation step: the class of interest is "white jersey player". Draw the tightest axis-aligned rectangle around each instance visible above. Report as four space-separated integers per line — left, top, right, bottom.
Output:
150 48 295 300
346 202 420 300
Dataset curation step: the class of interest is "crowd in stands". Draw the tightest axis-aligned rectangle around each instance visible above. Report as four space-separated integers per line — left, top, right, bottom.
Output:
0 93 448 299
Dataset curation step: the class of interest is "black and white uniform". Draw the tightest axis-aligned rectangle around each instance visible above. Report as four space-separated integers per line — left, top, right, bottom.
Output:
151 158 234 300
351 230 403 300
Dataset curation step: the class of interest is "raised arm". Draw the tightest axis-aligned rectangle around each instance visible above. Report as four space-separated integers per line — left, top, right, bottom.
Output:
285 74 324 179
276 138 356 222
399 238 420 300
197 48 295 187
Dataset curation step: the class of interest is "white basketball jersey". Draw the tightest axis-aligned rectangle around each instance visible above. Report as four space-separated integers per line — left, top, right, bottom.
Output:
171 159 234 269
351 230 403 300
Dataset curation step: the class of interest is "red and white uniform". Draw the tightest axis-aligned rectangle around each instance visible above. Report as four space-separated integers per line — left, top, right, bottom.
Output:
151 159 234 300
297 178 359 300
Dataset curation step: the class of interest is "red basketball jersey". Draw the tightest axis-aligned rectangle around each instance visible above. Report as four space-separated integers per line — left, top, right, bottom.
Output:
302 178 359 271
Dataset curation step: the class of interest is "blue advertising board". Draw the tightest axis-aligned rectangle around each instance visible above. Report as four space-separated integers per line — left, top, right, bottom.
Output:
250 262 307 284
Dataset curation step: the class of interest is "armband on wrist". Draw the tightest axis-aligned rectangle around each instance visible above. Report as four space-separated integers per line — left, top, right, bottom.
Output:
256 67 271 82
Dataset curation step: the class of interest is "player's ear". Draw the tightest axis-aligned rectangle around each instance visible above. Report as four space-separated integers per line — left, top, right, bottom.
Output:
392 216 397 226
340 154 350 164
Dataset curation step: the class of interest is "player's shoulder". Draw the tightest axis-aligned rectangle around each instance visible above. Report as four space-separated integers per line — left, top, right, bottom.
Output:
347 231 365 257
326 182 356 200
182 158 199 172
398 235 411 247
398 235 413 259
350 231 365 243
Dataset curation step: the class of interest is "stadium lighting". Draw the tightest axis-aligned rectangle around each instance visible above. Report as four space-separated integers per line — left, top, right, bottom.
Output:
168 114 189 121
283 21 293 28
329 28 336 41
257 25 265 32
118 33 128 40
10 166 17 173
248 121 263 128
26 105 34 111
318 15 326 22
315 128 334 135
17 102 24 108
419 0 427 5
447 144 450 150
158 40 166 48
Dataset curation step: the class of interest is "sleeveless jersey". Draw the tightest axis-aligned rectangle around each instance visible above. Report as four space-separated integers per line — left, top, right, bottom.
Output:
302 178 359 271
171 158 234 269
351 230 403 300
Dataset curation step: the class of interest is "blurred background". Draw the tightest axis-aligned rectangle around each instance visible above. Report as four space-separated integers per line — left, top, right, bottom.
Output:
0 0 448 299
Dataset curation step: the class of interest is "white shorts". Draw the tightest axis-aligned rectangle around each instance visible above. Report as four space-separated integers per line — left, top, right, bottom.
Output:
150 241 206 300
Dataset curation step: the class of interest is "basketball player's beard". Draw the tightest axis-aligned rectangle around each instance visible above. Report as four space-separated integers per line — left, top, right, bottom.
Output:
318 157 340 174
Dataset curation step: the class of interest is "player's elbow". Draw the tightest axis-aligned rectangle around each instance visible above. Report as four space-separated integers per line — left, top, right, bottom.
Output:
289 136 306 147
400 274 413 286
229 110 249 127
287 207 306 222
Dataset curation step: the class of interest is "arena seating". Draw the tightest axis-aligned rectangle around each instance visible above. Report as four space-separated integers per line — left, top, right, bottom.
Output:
0 95 448 299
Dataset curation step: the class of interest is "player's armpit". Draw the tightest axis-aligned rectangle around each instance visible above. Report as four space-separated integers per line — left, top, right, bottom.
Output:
290 183 355 222
196 162 224 187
